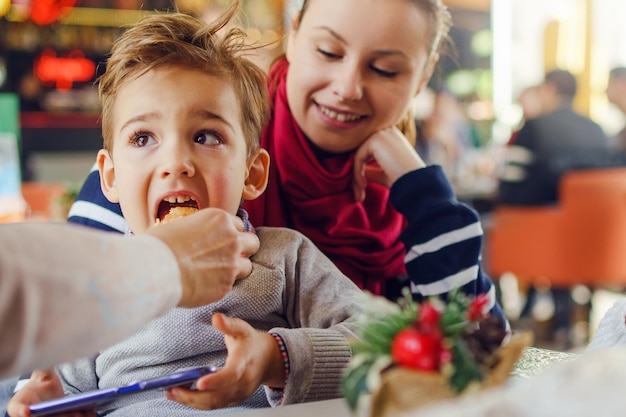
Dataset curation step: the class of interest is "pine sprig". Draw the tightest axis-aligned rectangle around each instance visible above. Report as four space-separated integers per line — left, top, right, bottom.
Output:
351 307 417 355
342 354 392 410
341 289 505 412
448 337 484 392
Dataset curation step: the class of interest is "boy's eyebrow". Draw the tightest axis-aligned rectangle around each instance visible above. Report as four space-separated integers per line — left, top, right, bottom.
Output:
119 113 157 132
119 110 236 133
194 109 236 133
193 109 239 137
312 25 407 58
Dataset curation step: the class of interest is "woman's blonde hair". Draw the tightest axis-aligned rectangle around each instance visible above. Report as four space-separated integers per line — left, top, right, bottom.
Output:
98 0 269 156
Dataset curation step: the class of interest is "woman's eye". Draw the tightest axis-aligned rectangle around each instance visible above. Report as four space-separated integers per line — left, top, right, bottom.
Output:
372 67 397 78
130 132 155 147
317 48 341 60
194 131 223 146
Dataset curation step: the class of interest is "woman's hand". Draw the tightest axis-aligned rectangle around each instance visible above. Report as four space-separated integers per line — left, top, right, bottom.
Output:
166 313 284 410
352 126 426 202
6 369 95 417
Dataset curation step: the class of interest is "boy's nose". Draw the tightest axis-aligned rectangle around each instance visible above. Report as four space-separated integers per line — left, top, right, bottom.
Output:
159 146 195 178
333 63 363 102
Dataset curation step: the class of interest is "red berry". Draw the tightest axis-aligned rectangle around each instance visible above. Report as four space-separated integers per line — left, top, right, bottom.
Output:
439 346 453 365
417 301 441 332
391 328 442 372
467 293 489 321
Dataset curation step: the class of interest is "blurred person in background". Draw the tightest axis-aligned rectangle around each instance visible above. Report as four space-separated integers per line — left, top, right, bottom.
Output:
508 84 543 145
498 69 611 206
420 88 472 178
497 69 612 349
606 66 626 151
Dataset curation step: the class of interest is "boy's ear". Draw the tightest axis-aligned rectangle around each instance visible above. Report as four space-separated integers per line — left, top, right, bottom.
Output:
97 148 119 203
242 149 270 201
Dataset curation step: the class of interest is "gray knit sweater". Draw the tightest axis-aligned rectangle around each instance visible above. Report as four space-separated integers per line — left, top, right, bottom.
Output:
57 227 362 416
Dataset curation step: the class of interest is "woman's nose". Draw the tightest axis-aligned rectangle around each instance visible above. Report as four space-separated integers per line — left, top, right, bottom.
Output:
333 63 363 102
159 144 195 178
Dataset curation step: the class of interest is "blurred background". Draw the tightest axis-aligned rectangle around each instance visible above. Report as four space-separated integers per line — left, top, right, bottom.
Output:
3 0 626 351
3 0 626 182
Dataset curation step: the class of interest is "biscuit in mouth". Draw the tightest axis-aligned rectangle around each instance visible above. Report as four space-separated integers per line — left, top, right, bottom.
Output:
155 197 199 225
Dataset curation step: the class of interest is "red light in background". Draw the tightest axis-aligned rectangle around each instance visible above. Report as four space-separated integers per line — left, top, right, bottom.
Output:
34 48 96 91
29 0 78 25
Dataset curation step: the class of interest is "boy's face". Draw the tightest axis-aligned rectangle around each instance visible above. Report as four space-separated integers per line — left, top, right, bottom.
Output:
97 66 269 233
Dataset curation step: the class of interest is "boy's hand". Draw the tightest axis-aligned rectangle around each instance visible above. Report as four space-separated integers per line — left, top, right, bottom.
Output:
165 313 284 410
146 208 260 308
6 369 96 417
352 126 426 202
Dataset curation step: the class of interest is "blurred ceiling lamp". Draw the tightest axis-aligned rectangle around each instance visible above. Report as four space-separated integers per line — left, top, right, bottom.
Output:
0 0 10 17
5 4 163 26
29 0 79 25
4 0 79 24
59 7 162 27
35 48 95 91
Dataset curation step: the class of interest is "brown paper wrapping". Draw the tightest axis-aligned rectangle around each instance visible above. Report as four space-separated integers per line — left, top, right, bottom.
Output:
369 332 533 417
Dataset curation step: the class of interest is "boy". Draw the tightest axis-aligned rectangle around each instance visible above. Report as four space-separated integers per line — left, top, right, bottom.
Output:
7 6 362 417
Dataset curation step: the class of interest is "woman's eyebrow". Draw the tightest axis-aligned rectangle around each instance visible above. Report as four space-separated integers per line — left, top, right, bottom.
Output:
312 25 346 43
312 26 407 58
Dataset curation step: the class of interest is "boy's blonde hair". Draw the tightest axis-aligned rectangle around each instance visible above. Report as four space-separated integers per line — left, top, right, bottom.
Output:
98 2 269 156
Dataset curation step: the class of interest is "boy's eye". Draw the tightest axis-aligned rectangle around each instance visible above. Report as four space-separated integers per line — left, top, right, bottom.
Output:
130 132 155 147
194 131 223 146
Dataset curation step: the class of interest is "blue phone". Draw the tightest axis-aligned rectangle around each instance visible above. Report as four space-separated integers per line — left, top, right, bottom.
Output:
28 366 217 416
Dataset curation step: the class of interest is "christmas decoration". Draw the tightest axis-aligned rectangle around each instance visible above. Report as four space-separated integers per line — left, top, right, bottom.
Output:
341 289 532 416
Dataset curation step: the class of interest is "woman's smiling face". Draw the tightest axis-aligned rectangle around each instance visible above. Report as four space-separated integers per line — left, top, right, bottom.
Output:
98 66 252 233
285 0 435 154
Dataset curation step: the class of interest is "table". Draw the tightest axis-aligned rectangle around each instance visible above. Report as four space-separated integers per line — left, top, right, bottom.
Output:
225 346 579 417
509 346 578 380
228 398 350 417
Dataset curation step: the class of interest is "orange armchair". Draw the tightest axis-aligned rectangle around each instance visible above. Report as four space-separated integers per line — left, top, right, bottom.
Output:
487 167 626 288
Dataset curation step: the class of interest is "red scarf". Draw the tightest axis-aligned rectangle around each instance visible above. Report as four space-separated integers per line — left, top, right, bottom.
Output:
244 58 406 294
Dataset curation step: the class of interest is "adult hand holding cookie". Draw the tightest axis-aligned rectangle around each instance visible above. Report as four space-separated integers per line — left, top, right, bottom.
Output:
146 207 260 308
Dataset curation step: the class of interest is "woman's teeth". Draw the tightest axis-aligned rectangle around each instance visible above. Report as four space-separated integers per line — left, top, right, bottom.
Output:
320 106 362 122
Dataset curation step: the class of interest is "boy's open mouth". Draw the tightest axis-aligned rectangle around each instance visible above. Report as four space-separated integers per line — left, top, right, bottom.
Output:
156 196 199 224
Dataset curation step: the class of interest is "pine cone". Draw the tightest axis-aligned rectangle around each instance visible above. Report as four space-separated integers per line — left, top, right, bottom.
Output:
461 316 506 366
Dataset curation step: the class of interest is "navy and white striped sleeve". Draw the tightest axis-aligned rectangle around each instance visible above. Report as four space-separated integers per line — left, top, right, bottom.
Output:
67 163 129 234
390 165 507 325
